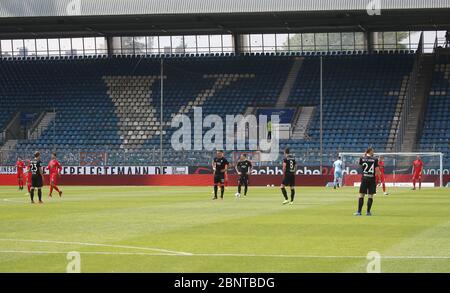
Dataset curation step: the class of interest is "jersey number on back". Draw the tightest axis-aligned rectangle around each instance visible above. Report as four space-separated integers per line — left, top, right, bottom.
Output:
362 162 374 175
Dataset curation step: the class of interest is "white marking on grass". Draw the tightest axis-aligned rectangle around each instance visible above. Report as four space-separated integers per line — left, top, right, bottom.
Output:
2 198 27 203
188 253 450 260
0 250 449 260
0 238 191 256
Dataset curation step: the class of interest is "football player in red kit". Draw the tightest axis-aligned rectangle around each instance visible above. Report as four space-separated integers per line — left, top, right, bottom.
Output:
412 156 424 190
15 157 25 190
376 156 388 195
48 152 63 197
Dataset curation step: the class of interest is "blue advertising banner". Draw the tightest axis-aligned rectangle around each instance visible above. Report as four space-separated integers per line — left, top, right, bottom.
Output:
256 108 295 124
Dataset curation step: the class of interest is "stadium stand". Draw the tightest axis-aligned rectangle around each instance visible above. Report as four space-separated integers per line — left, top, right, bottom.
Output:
285 54 414 164
0 55 291 165
419 55 450 165
0 51 444 167
0 112 12 131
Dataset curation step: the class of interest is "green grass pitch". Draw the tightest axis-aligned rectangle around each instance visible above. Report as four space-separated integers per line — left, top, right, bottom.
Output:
0 186 449 273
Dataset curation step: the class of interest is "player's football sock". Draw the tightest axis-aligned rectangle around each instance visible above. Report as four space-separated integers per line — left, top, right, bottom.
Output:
244 185 248 196
367 198 373 213
290 189 295 202
27 185 31 193
213 185 218 199
53 186 60 193
220 186 224 198
49 186 53 196
419 181 422 190
357 197 364 213
238 185 241 194
413 180 416 189
30 189 35 203
281 187 288 200
38 189 42 203
382 184 386 193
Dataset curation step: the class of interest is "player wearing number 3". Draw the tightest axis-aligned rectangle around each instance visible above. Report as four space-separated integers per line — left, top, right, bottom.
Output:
280 148 297 205
354 147 381 216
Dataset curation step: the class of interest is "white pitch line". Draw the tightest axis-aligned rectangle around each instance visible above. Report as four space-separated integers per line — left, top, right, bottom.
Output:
0 250 176 256
2 198 27 203
1 197 96 203
191 253 450 260
0 238 191 256
0 250 449 260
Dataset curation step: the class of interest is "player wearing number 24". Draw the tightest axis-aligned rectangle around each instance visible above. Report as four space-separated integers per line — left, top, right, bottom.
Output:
354 147 381 216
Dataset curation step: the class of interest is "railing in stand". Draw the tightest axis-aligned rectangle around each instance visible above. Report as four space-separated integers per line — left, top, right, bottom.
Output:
394 32 424 152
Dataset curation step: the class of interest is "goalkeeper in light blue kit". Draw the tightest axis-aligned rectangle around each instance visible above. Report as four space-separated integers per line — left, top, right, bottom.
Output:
333 156 344 189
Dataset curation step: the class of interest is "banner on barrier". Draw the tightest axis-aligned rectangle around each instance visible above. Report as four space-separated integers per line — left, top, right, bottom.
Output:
188 166 357 175
353 182 436 188
189 165 448 176
1 165 447 176
0 166 189 175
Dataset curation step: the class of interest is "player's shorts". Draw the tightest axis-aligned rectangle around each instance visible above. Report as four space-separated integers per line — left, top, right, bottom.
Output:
282 173 296 187
50 173 58 185
359 178 376 195
412 172 422 180
334 170 342 179
31 175 43 188
238 174 249 186
214 173 225 185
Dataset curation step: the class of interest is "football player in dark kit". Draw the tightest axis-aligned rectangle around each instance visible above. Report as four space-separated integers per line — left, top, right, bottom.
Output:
30 151 45 204
281 148 297 205
212 150 229 200
235 154 252 198
354 147 381 216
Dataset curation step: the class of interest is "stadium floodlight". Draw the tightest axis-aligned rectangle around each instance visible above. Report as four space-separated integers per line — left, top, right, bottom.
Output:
339 152 445 188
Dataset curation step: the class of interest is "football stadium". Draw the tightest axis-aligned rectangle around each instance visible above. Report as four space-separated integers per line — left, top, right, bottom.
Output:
0 0 449 274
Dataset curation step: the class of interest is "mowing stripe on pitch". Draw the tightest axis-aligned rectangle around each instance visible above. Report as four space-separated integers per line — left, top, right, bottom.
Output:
0 250 449 260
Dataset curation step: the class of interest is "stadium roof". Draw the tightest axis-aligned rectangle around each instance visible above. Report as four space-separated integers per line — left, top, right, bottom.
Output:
0 0 450 38
2 0 450 17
